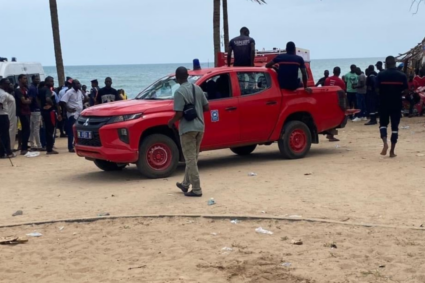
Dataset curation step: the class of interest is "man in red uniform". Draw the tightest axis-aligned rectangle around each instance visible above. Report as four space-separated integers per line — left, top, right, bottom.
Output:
324 67 346 90
323 67 346 142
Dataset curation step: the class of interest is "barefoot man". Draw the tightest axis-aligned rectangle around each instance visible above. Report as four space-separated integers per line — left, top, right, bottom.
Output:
376 56 408 158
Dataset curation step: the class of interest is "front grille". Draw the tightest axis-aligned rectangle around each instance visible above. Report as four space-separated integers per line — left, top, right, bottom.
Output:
77 131 102 147
76 116 110 147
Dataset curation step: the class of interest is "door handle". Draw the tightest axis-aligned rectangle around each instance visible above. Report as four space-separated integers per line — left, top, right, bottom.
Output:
266 101 277 105
225 106 237 111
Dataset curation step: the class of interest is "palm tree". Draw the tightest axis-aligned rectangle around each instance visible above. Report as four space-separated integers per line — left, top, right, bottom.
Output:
213 0 221 66
49 0 65 87
218 0 266 62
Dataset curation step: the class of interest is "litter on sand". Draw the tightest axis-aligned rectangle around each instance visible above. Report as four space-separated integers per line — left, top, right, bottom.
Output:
287 215 303 218
208 198 216 206
59 226 65 231
12 210 23 217
0 236 28 245
248 172 257 176
230 219 240 224
25 152 40 158
98 212 110 217
291 239 303 245
281 262 291 267
222 247 233 252
211 233 218 236
26 232 42 237
255 227 273 235
401 126 410 129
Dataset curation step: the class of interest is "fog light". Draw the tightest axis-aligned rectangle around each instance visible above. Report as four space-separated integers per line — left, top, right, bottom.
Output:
118 128 129 144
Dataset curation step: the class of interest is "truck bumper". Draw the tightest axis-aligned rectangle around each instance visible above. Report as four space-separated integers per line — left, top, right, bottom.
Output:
75 145 138 163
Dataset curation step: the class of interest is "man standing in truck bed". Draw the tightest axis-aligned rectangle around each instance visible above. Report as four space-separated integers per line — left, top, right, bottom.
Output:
227 27 255 67
376 56 408 158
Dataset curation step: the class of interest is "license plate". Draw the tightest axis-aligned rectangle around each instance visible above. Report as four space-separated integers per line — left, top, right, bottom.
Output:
78 131 92 139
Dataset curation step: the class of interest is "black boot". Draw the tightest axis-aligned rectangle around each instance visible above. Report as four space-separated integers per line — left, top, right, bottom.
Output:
365 115 377 125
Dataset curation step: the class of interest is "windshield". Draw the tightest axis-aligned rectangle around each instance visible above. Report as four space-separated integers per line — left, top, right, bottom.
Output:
136 75 203 100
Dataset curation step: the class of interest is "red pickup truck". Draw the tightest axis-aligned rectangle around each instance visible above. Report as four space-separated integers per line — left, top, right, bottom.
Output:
75 53 348 178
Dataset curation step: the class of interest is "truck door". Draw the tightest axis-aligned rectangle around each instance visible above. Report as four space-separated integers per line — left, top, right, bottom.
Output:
236 71 281 142
200 72 240 148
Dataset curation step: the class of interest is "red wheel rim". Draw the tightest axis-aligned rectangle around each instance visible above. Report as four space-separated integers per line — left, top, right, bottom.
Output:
289 129 307 153
146 143 172 170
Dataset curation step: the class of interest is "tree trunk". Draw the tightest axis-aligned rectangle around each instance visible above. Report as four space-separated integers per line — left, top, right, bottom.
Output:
223 0 229 53
49 0 65 87
213 0 221 67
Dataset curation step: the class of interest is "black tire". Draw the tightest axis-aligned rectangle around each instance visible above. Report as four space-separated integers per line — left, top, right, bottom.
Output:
278 121 312 159
230 145 257 156
94 159 127 171
137 134 179 179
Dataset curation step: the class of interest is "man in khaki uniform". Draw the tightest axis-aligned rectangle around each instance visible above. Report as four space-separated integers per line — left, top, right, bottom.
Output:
168 67 209 197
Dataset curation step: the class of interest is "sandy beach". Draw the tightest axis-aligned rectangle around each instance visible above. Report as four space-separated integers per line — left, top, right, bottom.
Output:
1 119 425 282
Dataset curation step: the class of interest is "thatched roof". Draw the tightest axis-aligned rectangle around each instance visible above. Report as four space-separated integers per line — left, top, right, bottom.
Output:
396 37 425 62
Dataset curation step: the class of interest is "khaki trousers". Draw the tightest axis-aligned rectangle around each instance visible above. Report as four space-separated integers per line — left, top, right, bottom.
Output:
180 131 204 193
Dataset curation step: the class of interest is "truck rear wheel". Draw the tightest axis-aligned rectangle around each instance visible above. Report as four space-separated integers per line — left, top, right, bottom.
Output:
94 159 127 171
137 134 179 179
230 145 257 156
278 121 312 159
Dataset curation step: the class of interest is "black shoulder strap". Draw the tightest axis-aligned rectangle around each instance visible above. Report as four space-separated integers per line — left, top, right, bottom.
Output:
192 84 196 105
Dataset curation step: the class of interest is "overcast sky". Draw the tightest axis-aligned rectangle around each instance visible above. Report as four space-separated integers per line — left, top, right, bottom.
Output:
2 0 424 66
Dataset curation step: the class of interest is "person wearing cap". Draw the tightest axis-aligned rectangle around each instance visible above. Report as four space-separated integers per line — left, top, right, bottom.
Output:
89 79 99 106
376 56 408 158
227 27 256 67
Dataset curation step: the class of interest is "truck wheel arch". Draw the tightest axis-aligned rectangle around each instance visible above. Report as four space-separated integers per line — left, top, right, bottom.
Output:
139 126 183 161
281 112 318 144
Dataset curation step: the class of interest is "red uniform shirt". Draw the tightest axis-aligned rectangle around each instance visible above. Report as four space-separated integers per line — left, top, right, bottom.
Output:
413 76 425 89
324 76 346 90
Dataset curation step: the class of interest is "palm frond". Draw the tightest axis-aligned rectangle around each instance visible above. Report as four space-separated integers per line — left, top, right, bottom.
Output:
251 0 267 4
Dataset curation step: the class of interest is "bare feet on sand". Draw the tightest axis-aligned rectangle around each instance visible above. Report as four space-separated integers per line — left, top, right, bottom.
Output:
390 151 397 158
381 143 389 156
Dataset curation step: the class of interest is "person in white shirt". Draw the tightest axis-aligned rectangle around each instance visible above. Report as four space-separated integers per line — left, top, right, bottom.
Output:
60 79 86 153
0 78 16 158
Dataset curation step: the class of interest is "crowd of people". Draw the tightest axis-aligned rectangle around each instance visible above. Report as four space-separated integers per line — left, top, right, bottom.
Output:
0 75 127 159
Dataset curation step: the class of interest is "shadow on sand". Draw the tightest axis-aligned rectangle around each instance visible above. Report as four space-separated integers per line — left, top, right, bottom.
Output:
72 147 340 184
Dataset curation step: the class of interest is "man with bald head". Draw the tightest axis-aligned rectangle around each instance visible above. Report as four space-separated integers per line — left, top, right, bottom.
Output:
168 67 209 197
96 77 121 104
376 56 408 158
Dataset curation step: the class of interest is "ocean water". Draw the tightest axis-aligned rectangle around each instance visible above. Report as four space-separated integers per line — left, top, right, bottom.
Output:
44 57 383 99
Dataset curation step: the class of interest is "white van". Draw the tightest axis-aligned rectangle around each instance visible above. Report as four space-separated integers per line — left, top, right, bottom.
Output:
0 61 45 85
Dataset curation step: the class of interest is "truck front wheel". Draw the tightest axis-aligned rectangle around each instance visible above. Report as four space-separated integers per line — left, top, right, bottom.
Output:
230 145 257 156
278 121 312 159
94 160 127 171
137 134 179 179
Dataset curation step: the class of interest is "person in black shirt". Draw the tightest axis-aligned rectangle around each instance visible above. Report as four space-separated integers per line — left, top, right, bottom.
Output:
375 61 384 73
364 65 378 126
266 41 311 92
227 27 255 67
376 56 408 158
96 77 121 104
38 76 61 155
315 70 329 87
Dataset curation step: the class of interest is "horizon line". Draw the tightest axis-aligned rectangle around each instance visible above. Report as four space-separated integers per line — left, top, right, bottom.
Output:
43 56 385 68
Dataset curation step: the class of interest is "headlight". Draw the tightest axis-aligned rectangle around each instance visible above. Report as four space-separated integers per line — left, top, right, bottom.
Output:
108 113 143 124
